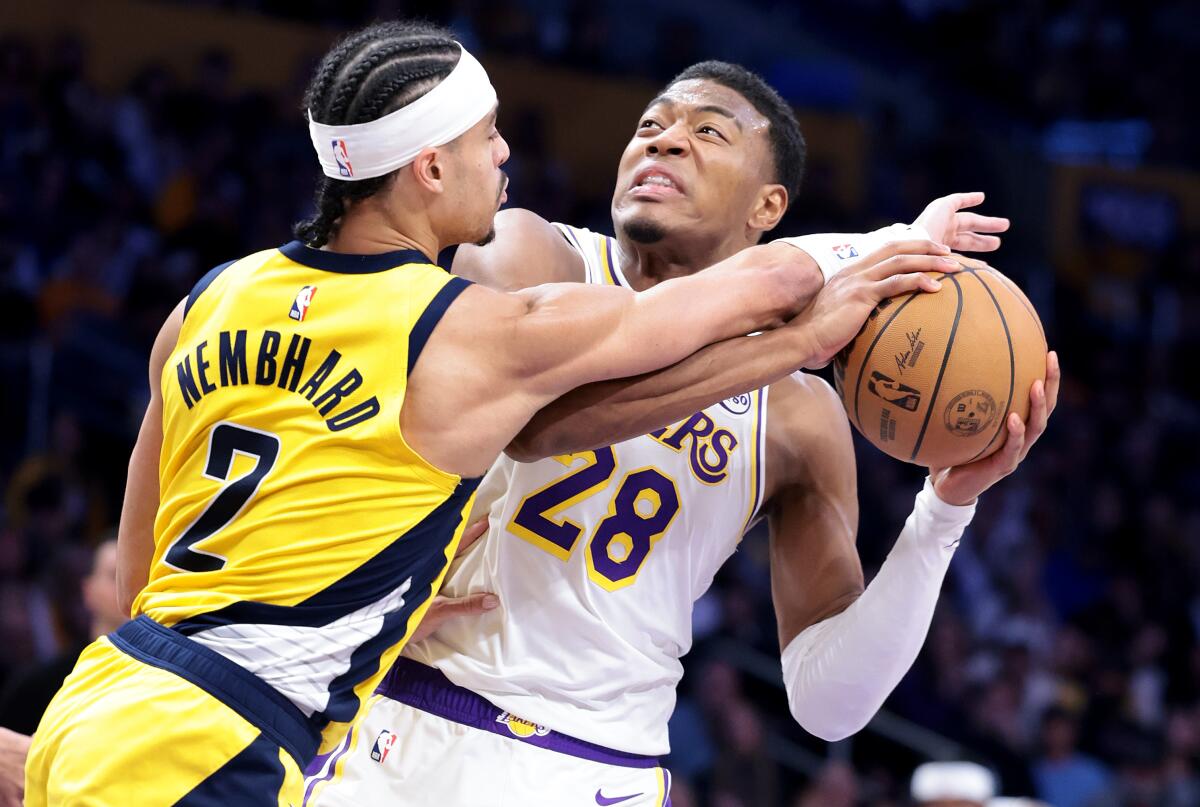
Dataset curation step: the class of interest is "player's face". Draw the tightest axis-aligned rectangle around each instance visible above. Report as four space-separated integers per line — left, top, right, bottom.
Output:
443 108 510 246
612 80 777 246
82 541 124 628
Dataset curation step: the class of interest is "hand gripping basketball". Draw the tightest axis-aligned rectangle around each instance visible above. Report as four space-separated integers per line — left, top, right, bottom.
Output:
793 239 963 370
929 350 1060 505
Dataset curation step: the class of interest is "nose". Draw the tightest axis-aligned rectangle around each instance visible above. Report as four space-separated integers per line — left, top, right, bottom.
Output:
496 133 511 167
645 121 689 158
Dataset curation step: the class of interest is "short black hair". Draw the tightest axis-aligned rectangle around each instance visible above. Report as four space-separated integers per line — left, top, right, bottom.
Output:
294 21 461 247
666 61 805 203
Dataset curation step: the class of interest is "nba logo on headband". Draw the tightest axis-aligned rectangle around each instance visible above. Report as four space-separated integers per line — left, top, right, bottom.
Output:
309 45 497 181
332 140 353 178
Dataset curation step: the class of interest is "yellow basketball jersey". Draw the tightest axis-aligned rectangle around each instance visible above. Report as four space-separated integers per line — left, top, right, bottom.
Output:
133 240 480 753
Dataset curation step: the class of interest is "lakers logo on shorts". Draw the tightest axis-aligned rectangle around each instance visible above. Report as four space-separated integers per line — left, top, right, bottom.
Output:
495 711 550 739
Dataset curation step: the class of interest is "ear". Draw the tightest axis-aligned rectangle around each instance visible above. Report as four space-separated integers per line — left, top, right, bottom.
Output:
748 184 788 235
409 147 445 194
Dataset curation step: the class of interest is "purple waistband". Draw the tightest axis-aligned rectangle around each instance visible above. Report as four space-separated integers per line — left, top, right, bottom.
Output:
378 658 661 769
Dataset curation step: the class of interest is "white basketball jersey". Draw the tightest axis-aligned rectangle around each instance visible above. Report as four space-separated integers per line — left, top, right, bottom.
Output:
405 225 769 755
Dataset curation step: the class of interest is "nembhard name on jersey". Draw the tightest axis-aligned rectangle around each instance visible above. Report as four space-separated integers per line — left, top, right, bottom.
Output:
173 328 380 431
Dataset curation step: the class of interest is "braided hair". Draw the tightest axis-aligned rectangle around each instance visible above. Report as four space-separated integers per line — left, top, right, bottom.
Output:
294 22 462 247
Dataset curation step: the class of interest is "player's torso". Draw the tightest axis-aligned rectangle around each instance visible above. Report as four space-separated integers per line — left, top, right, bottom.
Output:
136 242 477 739
406 226 768 755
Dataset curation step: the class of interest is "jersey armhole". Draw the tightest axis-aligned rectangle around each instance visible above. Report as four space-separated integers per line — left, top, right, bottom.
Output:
407 276 474 376
552 223 597 285
183 259 238 320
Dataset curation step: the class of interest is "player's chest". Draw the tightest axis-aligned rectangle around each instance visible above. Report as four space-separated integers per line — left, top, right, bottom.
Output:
498 393 764 592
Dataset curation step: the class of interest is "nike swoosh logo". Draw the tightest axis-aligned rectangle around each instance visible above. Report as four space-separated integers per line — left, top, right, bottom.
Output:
596 790 642 805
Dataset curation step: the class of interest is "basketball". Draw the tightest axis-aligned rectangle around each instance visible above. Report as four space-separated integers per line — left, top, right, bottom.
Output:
832 257 1046 468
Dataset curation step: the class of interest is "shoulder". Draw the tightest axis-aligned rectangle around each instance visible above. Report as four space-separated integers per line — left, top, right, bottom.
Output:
451 208 585 290
766 372 855 493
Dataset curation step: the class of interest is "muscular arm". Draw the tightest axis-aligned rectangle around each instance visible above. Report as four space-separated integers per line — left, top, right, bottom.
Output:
116 299 184 614
766 375 864 646
765 376 975 742
458 210 818 460
405 238 822 477
506 239 955 461
507 326 809 461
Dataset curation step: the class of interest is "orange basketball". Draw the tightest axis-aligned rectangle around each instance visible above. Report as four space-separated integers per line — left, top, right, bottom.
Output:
832 257 1046 468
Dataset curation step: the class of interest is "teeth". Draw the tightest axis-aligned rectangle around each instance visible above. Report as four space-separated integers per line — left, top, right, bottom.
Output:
638 175 676 189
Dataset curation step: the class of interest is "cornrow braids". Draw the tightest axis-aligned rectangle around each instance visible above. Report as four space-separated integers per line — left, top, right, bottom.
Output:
294 22 462 248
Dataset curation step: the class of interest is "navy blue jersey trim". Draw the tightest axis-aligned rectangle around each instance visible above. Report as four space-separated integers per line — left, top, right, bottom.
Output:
175 733 287 806
171 477 481 635
184 259 237 319
109 616 321 767
279 240 435 274
167 475 481 728
407 276 473 375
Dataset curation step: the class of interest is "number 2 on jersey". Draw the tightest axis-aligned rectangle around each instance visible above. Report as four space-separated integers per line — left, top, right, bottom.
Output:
164 422 280 573
508 448 681 590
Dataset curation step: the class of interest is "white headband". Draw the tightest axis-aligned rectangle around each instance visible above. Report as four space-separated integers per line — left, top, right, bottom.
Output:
307 45 497 181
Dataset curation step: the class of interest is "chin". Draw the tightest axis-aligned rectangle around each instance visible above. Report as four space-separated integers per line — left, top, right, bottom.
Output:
619 211 675 245
473 227 497 247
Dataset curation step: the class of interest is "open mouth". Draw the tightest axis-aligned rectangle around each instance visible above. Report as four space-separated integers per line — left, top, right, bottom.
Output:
630 166 684 198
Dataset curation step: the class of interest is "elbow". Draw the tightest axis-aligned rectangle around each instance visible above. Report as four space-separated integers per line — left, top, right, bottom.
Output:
118 591 136 618
116 575 138 618
790 699 872 743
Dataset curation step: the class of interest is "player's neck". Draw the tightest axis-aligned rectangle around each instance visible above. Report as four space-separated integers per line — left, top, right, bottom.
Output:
91 615 124 640
326 207 440 264
615 232 749 291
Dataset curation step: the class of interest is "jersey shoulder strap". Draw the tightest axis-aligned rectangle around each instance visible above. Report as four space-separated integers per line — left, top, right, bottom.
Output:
552 224 626 287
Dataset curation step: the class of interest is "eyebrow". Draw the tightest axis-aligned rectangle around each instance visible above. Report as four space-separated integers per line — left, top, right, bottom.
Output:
641 97 743 130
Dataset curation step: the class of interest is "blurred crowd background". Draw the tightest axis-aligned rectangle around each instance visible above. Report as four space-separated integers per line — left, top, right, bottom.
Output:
1 1 1197 806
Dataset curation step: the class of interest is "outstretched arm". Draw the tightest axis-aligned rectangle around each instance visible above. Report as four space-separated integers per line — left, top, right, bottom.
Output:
507 240 957 460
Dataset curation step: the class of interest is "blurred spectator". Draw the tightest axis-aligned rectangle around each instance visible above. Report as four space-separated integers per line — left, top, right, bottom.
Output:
910 760 996 806
793 760 860 807
0 726 30 807
0 539 123 735
1032 708 1112 807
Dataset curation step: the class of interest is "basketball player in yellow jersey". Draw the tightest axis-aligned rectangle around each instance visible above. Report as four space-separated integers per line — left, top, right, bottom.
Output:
24 23 956 807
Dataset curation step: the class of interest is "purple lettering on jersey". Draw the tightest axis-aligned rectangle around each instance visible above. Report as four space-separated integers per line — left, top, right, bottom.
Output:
511 447 618 554
588 469 680 585
650 411 738 485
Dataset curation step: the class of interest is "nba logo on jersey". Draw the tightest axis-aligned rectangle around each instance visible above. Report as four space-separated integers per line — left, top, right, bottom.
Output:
369 729 397 763
331 139 353 177
833 243 858 260
289 285 317 322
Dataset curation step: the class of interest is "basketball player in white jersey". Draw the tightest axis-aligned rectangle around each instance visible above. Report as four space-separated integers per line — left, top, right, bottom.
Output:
307 61 1058 806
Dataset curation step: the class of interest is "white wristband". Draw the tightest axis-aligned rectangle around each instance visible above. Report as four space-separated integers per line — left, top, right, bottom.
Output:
779 477 974 741
774 223 933 284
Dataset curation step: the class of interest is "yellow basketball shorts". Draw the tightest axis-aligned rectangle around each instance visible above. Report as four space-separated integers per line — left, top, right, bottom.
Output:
26 617 319 806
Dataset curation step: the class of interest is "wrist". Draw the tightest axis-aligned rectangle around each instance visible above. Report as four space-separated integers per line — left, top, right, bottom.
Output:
790 323 826 371
921 476 978 519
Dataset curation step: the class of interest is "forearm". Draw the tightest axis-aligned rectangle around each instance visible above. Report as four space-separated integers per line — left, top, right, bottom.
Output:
781 478 974 741
508 325 812 460
624 241 822 350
